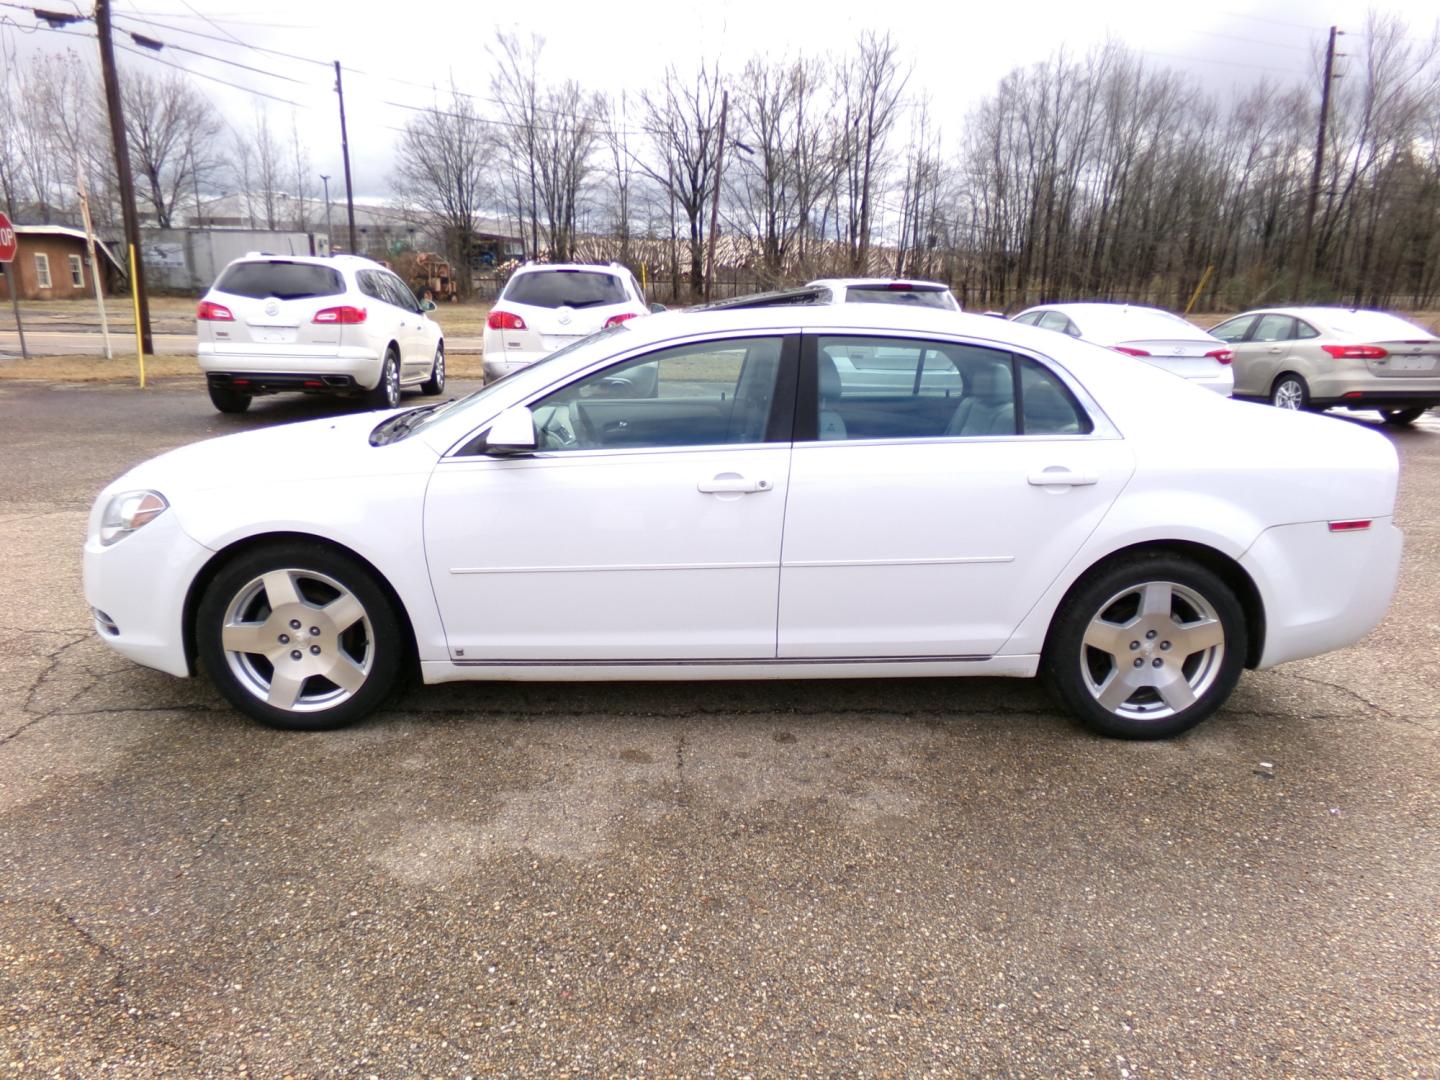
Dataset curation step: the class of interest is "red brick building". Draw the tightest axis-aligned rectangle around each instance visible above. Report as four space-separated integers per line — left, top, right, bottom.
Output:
0 225 124 301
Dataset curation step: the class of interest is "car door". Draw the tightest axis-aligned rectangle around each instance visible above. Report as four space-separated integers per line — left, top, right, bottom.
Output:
777 333 1134 659
1229 314 1296 397
380 271 429 378
423 334 797 661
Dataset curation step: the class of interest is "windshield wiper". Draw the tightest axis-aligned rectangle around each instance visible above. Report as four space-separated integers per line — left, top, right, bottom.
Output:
369 401 448 445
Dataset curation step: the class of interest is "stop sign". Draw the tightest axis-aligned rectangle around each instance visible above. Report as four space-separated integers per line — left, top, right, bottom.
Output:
0 211 15 263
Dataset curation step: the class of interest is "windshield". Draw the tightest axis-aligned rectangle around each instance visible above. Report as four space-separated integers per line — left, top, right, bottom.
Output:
844 285 954 309
402 324 631 439
1321 310 1437 341
503 269 627 309
214 261 344 301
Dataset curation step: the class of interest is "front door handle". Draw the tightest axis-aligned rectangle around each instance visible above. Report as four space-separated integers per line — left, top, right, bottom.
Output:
1027 469 1098 487
698 474 773 494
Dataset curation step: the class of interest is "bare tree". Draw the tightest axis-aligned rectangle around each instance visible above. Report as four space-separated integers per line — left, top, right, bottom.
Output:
121 67 222 228
639 61 726 299
392 81 490 295
835 31 910 272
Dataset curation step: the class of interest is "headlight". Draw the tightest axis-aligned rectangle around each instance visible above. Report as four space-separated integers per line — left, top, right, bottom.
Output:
99 490 169 546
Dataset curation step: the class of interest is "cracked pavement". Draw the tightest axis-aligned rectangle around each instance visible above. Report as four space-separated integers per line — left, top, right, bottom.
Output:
1 379 1438 1078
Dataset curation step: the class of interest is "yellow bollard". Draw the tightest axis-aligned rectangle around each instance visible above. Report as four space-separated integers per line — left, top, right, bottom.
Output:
128 243 146 388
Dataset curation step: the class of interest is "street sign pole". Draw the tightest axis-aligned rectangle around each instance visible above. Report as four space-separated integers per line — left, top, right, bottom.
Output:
0 211 28 361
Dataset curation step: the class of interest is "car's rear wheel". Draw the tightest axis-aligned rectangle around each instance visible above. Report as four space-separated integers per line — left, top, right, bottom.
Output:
366 348 401 410
1270 373 1309 411
1379 407 1424 426
1043 555 1247 739
421 343 446 395
196 542 404 731
208 384 252 414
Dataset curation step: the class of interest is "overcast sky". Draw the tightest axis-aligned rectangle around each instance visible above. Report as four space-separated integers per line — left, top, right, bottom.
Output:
6 0 1438 202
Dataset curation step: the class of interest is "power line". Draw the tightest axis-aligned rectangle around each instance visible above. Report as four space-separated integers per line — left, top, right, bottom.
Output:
113 39 307 106
112 8 336 69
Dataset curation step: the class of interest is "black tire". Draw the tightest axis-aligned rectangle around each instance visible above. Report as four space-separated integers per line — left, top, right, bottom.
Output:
1379 407 1424 426
208 384 252 414
421 343 446 395
1042 554 1247 739
366 348 401 410
1270 373 1309 411
196 541 404 731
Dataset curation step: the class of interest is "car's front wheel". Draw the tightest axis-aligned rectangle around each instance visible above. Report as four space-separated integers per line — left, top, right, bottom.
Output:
366 348 401 410
1270 373 1309 411
196 542 404 731
1379 407 1425 426
208 384 252 414
421 343 446 395
1043 555 1247 739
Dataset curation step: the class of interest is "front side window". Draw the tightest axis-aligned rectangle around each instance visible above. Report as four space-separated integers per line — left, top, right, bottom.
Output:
1037 311 1073 335
504 270 626 309
68 254 84 287
529 336 785 452
1209 315 1256 343
34 253 51 288
813 336 1091 441
382 273 418 311
1013 311 1042 326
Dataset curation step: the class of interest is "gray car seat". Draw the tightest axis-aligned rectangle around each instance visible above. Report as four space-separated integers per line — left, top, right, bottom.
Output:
946 363 1016 437
818 351 847 439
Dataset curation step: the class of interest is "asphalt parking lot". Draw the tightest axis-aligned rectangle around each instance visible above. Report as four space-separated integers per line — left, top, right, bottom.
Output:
2 377 1438 1078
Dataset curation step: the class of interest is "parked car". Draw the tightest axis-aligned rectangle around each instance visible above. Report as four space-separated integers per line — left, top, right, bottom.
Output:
1013 302 1234 396
197 254 445 414
86 304 1400 739
807 277 962 310
1208 306 1440 424
483 262 650 382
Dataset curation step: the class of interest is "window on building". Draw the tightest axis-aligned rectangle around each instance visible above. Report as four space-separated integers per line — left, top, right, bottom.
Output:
69 254 84 288
34 253 51 289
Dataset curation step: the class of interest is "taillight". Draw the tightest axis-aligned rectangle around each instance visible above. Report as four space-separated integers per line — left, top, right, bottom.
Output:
605 312 640 327
1205 348 1233 365
487 310 526 331
1321 344 1387 360
197 300 233 321
1112 346 1150 357
313 306 367 324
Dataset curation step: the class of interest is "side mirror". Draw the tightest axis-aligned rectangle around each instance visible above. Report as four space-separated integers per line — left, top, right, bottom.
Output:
649 302 667 314
482 405 537 455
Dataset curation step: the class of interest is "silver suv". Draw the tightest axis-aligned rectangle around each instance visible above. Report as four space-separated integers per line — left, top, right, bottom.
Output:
197 254 445 413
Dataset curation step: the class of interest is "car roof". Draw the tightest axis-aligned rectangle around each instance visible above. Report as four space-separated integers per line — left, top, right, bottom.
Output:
511 263 627 275
228 253 383 271
1024 302 1170 317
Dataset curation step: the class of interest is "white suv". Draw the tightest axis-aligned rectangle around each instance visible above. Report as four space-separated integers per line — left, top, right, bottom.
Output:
483 262 649 382
197 254 445 414
806 277 962 310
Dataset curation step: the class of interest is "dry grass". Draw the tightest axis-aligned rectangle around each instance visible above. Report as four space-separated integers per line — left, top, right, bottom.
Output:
0 352 488 382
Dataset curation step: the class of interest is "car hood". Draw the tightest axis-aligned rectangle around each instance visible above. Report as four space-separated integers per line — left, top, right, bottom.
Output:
107 409 435 498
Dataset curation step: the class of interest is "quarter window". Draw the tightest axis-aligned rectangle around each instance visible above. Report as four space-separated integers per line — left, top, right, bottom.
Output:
529 336 786 452
68 254 84 287
1294 319 1319 340
34 253 51 289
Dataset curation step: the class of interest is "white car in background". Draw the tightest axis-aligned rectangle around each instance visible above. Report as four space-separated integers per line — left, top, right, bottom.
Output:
807 277 961 310
86 303 1400 741
483 262 650 382
1208 306 1440 424
197 254 445 413
1013 302 1234 396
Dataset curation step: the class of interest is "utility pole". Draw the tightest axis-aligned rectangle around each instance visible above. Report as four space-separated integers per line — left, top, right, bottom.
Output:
705 89 728 302
94 0 153 355
334 61 357 255
1296 25 1341 300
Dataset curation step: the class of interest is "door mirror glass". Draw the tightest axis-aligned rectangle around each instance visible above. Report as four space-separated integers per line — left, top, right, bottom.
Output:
483 405 538 454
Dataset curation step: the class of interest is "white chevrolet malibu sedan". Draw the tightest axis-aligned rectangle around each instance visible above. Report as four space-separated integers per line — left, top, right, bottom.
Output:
84 304 1402 739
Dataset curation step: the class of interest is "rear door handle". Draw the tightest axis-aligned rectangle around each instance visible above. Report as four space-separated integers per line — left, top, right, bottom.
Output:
698 475 773 494
1027 469 1098 487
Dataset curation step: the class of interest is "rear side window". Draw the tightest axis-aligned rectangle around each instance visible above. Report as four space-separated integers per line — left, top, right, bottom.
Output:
214 261 344 301
504 270 627 309
843 285 953 309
